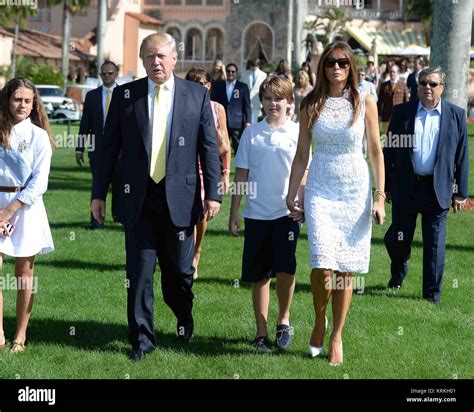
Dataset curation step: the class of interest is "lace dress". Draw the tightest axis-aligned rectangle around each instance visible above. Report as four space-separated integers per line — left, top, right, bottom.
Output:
304 92 372 273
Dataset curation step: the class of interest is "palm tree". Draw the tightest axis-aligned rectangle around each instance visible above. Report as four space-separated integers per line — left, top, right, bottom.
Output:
0 5 38 79
304 6 349 48
47 0 91 89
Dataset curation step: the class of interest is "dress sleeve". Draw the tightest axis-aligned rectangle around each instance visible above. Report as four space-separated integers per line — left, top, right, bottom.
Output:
17 129 52 205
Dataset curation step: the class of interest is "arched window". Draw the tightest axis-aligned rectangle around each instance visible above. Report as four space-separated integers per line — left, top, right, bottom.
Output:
205 28 224 61
185 28 203 61
244 23 273 65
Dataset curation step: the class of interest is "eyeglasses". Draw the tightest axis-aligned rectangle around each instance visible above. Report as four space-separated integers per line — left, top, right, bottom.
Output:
324 58 350 69
101 71 115 76
226 69 236 73
419 80 442 88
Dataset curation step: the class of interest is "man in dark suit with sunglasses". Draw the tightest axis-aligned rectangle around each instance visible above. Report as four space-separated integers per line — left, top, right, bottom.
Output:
76 60 120 229
384 67 469 303
211 63 251 154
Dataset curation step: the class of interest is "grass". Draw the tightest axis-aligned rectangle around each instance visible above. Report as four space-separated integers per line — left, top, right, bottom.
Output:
0 123 472 379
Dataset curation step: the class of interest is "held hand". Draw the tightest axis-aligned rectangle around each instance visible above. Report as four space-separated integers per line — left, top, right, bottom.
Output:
371 200 386 226
286 196 303 215
75 152 84 167
452 196 467 213
229 213 240 236
288 200 305 223
204 200 221 221
91 199 106 224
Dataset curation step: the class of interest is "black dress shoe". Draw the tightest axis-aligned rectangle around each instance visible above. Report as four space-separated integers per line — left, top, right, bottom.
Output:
387 278 402 289
177 319 194 342
128 348 153 362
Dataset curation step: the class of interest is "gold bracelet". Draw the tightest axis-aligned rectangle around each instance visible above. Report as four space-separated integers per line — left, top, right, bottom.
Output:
374 190 386 200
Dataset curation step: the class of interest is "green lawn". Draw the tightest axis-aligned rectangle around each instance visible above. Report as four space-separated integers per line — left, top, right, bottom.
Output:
0 123 472 379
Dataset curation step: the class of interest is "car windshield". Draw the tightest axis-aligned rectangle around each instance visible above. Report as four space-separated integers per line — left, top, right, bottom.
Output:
37 87 65 97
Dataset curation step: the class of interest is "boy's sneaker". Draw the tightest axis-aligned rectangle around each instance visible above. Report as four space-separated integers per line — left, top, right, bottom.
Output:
276 324 292 349
252 336 271 352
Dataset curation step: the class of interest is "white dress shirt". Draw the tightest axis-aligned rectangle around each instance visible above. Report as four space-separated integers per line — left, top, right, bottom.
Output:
147 76 175 151
413 100 441 175
226 80 236 102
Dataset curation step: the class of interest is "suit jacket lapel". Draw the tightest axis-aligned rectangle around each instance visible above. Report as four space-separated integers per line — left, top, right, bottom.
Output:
434 99 451 167
170 75 187 160
134 77 151 161
407 100 418 170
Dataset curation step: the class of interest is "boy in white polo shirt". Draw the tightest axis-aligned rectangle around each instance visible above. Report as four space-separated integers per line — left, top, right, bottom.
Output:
229 75 308 352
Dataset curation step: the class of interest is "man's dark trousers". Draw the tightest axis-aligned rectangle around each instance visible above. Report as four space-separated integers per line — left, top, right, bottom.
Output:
125 177 195 351
384 176 448 303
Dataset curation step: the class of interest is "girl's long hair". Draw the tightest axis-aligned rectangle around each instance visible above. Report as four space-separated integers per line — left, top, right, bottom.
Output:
301 41 360 130
0 78 55 150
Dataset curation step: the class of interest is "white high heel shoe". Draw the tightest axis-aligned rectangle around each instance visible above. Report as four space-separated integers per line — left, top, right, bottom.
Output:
308 316 328 358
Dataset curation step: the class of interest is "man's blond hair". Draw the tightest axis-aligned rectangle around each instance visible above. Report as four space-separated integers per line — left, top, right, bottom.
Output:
140 32 177 59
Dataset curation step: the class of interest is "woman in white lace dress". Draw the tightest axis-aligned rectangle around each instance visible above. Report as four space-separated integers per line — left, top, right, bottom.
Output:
287 42 385 365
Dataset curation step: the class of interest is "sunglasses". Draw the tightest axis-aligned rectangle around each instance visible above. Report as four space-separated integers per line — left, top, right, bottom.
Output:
226 69 236 73
419 80 441 88
324 58 350 69
198 80 209 86
101 71 115 75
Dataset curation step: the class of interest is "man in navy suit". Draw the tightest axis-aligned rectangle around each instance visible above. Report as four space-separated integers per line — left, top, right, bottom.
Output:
406 57 427 101
76 60 119 229
384 67 469 303
211 63 251 154
91 33 222 360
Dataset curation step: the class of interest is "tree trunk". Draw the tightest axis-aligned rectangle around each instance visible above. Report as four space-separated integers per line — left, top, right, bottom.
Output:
431 0 473 111
10 16 19 79
96 0 107 79
61 0 71 90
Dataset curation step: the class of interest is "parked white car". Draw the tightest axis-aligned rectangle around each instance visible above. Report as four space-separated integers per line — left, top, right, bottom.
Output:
36 85 81 123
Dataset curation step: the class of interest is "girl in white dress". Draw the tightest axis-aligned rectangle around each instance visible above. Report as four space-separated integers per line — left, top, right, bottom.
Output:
287 42 386 365
0 78 55 353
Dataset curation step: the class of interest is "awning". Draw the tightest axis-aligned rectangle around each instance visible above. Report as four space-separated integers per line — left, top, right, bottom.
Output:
346 26 427 55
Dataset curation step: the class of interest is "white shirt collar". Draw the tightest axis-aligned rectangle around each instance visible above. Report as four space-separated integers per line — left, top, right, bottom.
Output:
148 74 175 93
263 117 291 132
103 82 117 91
417 99 442 115
12 117 32 135
226 79 236 86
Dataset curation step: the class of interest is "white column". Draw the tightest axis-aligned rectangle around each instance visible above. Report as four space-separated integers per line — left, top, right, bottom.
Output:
399 0 404 14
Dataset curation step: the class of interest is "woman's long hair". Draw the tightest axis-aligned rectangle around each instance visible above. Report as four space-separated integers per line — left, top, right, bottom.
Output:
0 78 55 150
301 41 360 130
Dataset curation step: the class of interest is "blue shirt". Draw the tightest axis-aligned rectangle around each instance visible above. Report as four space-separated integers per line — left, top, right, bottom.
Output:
413 100 441 175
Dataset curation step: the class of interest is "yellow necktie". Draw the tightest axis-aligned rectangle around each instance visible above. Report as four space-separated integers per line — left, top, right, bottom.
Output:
105 88 111 114
150 84 167 183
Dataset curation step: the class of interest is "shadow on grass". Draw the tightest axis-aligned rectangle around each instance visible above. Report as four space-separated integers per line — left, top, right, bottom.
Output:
49 221 124 232
361 284 422 301
2 317 253 357
371 237 474 253
37 258 125 272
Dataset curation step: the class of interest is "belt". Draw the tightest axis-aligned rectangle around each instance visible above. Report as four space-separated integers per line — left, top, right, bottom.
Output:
0 186 23 192
415 174 433 182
